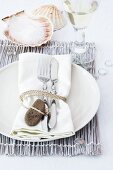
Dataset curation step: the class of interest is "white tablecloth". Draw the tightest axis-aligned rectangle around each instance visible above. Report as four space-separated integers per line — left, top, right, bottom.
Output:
0 0 113 169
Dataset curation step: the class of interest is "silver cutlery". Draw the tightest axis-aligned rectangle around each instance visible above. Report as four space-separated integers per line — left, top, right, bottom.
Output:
38 57 51 92
48 58 59 129
37 57 51 131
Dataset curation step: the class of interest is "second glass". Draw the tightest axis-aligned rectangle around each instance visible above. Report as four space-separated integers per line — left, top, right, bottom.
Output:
64 0 98 54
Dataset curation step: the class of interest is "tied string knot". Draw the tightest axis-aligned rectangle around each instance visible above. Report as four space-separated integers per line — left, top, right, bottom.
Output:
19 90 66 115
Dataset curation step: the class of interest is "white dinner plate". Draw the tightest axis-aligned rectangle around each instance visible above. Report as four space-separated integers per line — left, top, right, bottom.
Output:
0 62 100 141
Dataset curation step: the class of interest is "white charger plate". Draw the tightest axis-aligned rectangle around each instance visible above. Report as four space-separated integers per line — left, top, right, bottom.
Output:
0 62 100 141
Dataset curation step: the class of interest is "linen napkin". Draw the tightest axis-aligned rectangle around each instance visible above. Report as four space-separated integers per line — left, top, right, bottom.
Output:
11 53 74 140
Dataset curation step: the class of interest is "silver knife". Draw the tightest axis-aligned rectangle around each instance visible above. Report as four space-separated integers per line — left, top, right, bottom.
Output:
48 58 59 129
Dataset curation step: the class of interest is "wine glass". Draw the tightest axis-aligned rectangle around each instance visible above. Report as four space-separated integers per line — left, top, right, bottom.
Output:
64 0 98 53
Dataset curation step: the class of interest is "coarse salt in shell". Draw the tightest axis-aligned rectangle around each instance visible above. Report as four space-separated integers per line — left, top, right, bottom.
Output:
4 15 53 46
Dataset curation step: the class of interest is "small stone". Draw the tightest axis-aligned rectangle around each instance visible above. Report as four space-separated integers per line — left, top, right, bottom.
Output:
25 99 45 126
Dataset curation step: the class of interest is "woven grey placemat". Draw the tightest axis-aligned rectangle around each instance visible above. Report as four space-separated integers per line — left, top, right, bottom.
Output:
0 40 101 156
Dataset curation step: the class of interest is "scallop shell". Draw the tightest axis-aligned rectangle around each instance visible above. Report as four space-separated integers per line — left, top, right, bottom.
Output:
26 5 66 31
4 15 53 47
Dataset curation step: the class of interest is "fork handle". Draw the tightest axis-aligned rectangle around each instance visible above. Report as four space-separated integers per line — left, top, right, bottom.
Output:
43 82 48 102
43 82 47 91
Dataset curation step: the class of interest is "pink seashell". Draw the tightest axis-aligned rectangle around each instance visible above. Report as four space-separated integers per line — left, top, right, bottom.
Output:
3 14 53 47
25 4 66 31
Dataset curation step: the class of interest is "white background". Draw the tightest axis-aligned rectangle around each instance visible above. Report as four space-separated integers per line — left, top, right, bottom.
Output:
0 0 113 169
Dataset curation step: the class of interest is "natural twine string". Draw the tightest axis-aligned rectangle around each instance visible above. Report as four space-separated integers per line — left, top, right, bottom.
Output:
19 90 66 115
20 90 66 102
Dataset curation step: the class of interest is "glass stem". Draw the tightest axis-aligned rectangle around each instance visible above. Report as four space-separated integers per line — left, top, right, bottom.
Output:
73 26 86 50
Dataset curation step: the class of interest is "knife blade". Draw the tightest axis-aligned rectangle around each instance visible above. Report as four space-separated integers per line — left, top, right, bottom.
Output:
48 58 59 129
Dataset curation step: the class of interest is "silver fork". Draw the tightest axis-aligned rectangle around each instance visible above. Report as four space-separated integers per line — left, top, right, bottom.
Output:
37 56 51 131
38 57 51 91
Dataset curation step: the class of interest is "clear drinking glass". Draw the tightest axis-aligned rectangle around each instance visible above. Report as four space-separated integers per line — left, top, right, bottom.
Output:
64 0 98 54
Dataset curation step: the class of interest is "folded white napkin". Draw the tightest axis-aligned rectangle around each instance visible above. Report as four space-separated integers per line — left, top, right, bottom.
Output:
11 53 74 140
